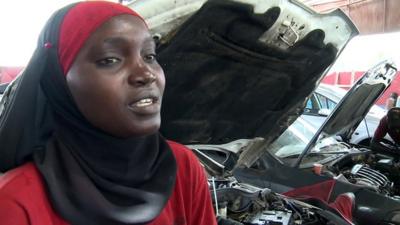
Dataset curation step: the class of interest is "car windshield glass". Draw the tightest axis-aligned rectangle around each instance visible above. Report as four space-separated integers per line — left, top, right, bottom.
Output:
268 117 346 166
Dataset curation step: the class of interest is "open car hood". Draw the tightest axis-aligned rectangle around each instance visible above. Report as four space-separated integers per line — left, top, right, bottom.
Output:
294 60 397 167
130 0 358 175
318 60 397 142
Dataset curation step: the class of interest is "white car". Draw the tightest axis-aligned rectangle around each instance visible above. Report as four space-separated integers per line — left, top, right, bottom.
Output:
301 84 385 145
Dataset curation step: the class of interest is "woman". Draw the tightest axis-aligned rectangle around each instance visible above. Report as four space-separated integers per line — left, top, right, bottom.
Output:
0 2 217 225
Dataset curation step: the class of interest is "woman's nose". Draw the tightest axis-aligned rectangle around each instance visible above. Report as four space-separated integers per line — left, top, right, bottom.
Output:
128 68 157 87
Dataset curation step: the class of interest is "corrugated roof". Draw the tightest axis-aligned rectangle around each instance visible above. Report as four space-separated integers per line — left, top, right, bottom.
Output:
300 0 368 12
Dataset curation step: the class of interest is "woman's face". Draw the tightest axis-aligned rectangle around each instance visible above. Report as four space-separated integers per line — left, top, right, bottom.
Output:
66 15 165 138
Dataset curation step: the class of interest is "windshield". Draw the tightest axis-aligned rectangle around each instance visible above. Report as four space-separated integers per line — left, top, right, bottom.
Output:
268 117 348 166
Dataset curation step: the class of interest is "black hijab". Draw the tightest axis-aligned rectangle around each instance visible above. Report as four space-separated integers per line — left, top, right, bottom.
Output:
0 2 176 225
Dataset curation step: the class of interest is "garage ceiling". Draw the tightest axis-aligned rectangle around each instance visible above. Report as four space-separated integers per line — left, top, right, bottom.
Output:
300 0 400 34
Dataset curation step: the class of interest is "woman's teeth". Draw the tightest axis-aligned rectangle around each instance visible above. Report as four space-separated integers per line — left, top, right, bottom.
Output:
134 98 154 107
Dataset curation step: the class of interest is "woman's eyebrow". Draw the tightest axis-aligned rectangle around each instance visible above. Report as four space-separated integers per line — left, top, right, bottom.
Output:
144 36 156 47
102 36 155 48
103 37 128 46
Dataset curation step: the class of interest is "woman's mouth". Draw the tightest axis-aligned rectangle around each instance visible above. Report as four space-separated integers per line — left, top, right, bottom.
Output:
134 98 155 107
128 96 161 115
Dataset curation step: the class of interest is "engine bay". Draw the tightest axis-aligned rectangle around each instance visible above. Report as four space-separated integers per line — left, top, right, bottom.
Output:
324 146 400 199
208 177 351 225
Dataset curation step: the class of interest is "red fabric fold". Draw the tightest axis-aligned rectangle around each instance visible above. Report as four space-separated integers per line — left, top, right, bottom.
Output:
284 179 335 202
283 179 353 224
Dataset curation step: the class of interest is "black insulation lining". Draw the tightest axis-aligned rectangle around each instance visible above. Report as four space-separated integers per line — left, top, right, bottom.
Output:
159 0 338 144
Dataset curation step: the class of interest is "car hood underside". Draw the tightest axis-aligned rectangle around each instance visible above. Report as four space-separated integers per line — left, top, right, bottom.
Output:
130 0 358 168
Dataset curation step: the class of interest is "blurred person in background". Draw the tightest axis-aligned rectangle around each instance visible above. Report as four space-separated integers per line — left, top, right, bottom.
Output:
386 92 398 110
371 107 400 153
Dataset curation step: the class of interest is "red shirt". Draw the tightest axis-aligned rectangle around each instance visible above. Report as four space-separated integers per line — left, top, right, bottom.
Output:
374 115 400 144
0 141 217 225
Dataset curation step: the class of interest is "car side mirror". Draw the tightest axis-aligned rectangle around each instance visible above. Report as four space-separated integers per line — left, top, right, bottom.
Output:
318 108 331 116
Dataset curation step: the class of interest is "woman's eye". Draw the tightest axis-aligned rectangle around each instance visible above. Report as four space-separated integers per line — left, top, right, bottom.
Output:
96 57 121 67
144 54 157 62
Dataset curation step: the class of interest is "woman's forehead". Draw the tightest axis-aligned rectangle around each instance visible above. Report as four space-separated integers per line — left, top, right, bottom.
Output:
88 15 151 46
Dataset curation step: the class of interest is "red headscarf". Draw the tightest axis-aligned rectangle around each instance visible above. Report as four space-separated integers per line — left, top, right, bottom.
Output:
58 1 146 74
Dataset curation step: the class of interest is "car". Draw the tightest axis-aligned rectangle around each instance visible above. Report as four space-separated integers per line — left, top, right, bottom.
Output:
131 0 400 224
0 0 363 224
132 0 361 224
191 60 399 224
229 60 399 225
302 84 386 145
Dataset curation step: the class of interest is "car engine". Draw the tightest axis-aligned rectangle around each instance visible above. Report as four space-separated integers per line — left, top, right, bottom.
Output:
209 177 351 225
346 163 392 193
327 148 400 198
